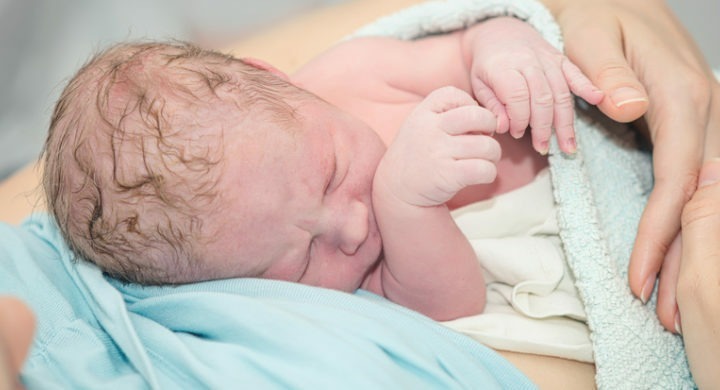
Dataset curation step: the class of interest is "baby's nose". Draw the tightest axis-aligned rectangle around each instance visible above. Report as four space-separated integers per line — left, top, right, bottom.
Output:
338 201 369 256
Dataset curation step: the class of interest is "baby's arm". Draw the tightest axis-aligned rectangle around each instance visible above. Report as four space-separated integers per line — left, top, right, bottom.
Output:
462 17 604 154
367 87 499 321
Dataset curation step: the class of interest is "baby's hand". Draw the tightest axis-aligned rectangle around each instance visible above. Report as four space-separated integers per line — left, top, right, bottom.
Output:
467 17 604 154
374 86 500 208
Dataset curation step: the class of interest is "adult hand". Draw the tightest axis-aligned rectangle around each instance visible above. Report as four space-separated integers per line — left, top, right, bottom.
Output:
0 296 35 390
675 159 720 389
542 0 720 331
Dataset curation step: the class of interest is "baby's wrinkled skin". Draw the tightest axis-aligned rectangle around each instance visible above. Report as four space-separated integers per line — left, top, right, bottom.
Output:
45 17 602 321
206 17 602 320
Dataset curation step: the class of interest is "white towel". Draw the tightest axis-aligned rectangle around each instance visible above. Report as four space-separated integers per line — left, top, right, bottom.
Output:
445 169 593 363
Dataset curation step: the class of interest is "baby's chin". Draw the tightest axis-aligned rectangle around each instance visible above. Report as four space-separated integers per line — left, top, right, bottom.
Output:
317 242 384 293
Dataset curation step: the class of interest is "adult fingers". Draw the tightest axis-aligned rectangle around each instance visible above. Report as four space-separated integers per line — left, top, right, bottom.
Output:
705 82 720 158
655 233 682 333
676 158 720 389
679 158 720 270
628 77 705 302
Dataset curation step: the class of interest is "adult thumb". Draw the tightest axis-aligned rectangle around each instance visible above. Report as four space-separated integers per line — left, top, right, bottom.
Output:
561 15 649 123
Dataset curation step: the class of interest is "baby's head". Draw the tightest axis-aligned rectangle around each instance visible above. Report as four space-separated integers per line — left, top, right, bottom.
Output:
42 41 306 284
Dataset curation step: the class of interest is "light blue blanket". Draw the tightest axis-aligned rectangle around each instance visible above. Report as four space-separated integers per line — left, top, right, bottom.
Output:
1 214 534 388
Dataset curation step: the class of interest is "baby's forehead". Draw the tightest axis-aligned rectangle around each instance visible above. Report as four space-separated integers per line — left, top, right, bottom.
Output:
71 42 313 181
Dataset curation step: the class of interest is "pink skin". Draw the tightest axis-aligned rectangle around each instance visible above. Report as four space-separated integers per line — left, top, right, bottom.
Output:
368 86 497 319
539 0 720 334
674 159 720 387
208 97 386 292
375 86 500 208
465 17 604 154
201 16 604 319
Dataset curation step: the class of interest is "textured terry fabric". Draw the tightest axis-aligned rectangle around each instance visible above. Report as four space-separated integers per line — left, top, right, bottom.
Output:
350 0 695 388
0 214 535 389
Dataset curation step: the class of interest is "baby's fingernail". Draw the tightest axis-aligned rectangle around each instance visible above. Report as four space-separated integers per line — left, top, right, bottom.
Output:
610 87 648 108
511 130 524 139
640 276 655 304
588 87 604 101
698 157 720 187
565 137 577 154
674 311 682 335
537 140 549 155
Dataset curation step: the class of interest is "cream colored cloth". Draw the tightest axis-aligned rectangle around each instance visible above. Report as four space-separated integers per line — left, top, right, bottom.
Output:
443 169 593 362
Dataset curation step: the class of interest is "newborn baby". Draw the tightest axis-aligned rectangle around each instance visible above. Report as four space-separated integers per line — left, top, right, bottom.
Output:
42 17 602 320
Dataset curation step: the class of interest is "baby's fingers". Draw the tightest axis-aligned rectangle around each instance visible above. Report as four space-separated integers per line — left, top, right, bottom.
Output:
449 135 502 162
523 65 555 154
491 70 531 138
541 57 579 154
471 77 509 133
420 86 479 114
439 105 497 136
452 159 498 187
562 58 604 105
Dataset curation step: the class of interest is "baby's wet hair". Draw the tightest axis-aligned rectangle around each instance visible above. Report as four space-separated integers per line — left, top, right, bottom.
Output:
42 40 302 284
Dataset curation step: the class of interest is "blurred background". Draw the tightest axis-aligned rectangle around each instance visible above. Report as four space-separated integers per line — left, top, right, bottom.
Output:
0 0 718 180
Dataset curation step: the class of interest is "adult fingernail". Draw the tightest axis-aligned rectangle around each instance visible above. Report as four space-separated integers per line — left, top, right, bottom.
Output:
640 276 655 304
698 157 720 187
674 312 682 335
610 87 648 108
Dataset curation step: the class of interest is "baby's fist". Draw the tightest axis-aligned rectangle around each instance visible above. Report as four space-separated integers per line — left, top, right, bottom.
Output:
375 86 500 207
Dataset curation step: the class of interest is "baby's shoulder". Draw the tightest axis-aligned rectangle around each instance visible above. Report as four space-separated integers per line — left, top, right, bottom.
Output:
292 34 468 138
293 32 469 105
293 37 410 95
294 37 422 125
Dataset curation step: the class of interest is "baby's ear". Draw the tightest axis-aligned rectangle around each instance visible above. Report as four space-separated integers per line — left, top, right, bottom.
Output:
241 57 290 81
